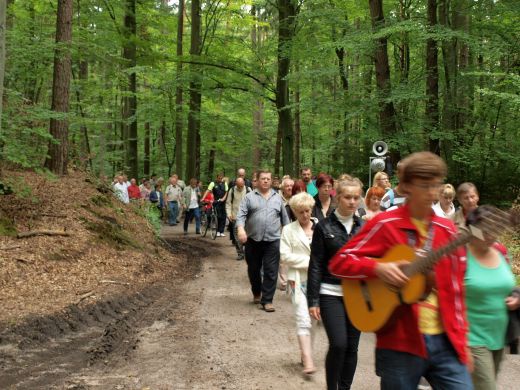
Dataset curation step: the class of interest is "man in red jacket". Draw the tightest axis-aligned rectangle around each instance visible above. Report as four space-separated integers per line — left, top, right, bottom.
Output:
329 151 472 389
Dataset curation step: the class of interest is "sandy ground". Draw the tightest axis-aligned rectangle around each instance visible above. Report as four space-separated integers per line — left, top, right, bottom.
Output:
2 224 519 389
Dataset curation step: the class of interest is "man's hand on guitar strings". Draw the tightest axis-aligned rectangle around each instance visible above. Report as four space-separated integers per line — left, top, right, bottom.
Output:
375 261 410 288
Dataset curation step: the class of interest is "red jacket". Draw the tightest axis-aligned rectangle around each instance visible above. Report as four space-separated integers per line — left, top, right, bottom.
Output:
329 204 468 363
127 184 141 199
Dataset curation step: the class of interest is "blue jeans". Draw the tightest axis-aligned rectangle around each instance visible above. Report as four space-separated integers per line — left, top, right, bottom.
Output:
375 334 472 390
168 201 179 225
184 207 201 233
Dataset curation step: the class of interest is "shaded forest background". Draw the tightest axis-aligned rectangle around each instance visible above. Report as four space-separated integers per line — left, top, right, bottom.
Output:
0 0 519 204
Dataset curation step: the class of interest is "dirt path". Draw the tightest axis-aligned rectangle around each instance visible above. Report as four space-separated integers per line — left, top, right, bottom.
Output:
1 224 519 389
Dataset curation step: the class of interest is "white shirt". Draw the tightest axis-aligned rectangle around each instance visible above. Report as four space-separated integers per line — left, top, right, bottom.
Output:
189 189 199 209
334 209 354 234
113 182 129 204
432 202 455 218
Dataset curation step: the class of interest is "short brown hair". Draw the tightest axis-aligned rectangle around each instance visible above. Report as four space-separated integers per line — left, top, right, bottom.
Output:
399 152 447 184
256 169 271 179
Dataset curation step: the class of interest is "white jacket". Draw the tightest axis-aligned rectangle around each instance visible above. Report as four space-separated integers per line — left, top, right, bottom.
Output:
280 219 315 303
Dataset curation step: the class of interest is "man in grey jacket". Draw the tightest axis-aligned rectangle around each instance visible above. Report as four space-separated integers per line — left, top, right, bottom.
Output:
237 170 289 312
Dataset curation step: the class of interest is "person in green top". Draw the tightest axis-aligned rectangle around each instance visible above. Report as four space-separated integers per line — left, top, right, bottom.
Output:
301 167 318 197
464 206 520 390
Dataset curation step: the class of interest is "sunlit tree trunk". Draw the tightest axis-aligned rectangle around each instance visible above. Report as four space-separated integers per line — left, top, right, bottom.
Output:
45 0 73 175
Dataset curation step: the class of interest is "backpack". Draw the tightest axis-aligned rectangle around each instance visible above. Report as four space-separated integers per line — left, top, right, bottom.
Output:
230 186 251 203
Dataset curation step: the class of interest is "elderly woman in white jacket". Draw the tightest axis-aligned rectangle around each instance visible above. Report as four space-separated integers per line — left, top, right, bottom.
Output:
280 192 318 375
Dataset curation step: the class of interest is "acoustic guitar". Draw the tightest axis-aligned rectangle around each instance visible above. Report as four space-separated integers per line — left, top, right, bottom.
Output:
341 206 518 333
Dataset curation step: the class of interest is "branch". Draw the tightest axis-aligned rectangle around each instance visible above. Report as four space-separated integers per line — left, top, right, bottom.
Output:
175 59 275 93
207 77 276 103
17 230 70 239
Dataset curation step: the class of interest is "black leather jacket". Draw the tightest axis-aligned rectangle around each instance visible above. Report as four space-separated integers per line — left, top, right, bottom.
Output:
307 212 364 308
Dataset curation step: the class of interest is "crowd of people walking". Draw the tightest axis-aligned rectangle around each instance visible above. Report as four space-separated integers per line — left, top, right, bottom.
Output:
111 152 519 390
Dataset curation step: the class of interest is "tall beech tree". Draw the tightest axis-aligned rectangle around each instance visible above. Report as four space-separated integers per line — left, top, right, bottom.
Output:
186 0 201 180
122 0 138 179
175 0 184 177
426 0 439 154
45 0 73 175
368 0 399 161
276 0 297 177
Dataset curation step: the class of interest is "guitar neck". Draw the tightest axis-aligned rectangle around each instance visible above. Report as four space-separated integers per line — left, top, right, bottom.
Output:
405 232 471 276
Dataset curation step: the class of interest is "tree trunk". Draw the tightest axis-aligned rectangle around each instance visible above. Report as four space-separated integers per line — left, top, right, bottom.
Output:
144 121 150 176
294 78 301 175
251 5 263 171
175 0 184 177
122 0 138 179
274 125 282 176
44 0 73 175
207 91 222 179
368 0 398 159
186 0 201 180
0 0 6 135
276 0 297 177
426 0 440 154
439 0 457 138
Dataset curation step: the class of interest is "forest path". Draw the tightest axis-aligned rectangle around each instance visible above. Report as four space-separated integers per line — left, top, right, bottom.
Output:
2 224 518 389
64 224 379 389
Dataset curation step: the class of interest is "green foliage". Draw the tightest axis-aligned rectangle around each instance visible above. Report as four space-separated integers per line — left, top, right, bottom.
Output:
0 0 519 204
144 203 162 236
0 217 17 236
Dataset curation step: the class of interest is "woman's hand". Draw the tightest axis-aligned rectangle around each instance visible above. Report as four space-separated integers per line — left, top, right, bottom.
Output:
505 295 520 311
309 307 321 321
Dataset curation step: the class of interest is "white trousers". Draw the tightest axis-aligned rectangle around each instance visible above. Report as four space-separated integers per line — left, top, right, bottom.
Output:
289 281 312 336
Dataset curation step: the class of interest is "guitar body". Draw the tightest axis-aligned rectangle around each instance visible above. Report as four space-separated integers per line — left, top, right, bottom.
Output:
341 244 427 333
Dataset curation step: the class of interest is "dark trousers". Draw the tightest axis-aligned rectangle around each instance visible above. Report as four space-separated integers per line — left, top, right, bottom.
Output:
228 220 244 256
244 239 280 304
215 202 226 233
320 294 361 390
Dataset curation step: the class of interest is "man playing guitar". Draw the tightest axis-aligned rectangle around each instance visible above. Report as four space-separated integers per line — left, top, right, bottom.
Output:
329 151 473 389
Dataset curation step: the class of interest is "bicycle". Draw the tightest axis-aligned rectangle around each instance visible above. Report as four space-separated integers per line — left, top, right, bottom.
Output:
209 202 219 240
200 201 218 240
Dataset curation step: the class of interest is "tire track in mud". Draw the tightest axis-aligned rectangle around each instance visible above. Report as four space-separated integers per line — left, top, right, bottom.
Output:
0 236 210 389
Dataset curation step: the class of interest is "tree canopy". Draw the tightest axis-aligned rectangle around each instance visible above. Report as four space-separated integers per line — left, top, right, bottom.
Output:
0 0 519 203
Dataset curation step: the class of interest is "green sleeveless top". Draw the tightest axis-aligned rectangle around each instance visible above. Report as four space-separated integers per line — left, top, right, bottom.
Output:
465 249 515 350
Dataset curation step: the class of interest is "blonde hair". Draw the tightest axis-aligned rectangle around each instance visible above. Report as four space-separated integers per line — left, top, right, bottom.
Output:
289 192 315 212
440 183 455 198
373 171 389 187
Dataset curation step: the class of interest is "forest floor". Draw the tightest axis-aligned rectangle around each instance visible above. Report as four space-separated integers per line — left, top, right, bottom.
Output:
0 170 519 389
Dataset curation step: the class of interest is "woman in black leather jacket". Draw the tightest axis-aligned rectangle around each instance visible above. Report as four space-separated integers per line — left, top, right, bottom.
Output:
307 178 364 390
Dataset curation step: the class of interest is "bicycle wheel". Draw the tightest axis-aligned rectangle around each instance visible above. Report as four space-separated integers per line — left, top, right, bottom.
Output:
200 212 208 237
210 211 218 240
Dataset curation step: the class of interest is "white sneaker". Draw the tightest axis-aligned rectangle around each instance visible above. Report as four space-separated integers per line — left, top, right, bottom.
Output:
216 232 222 237
220 233 226 237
